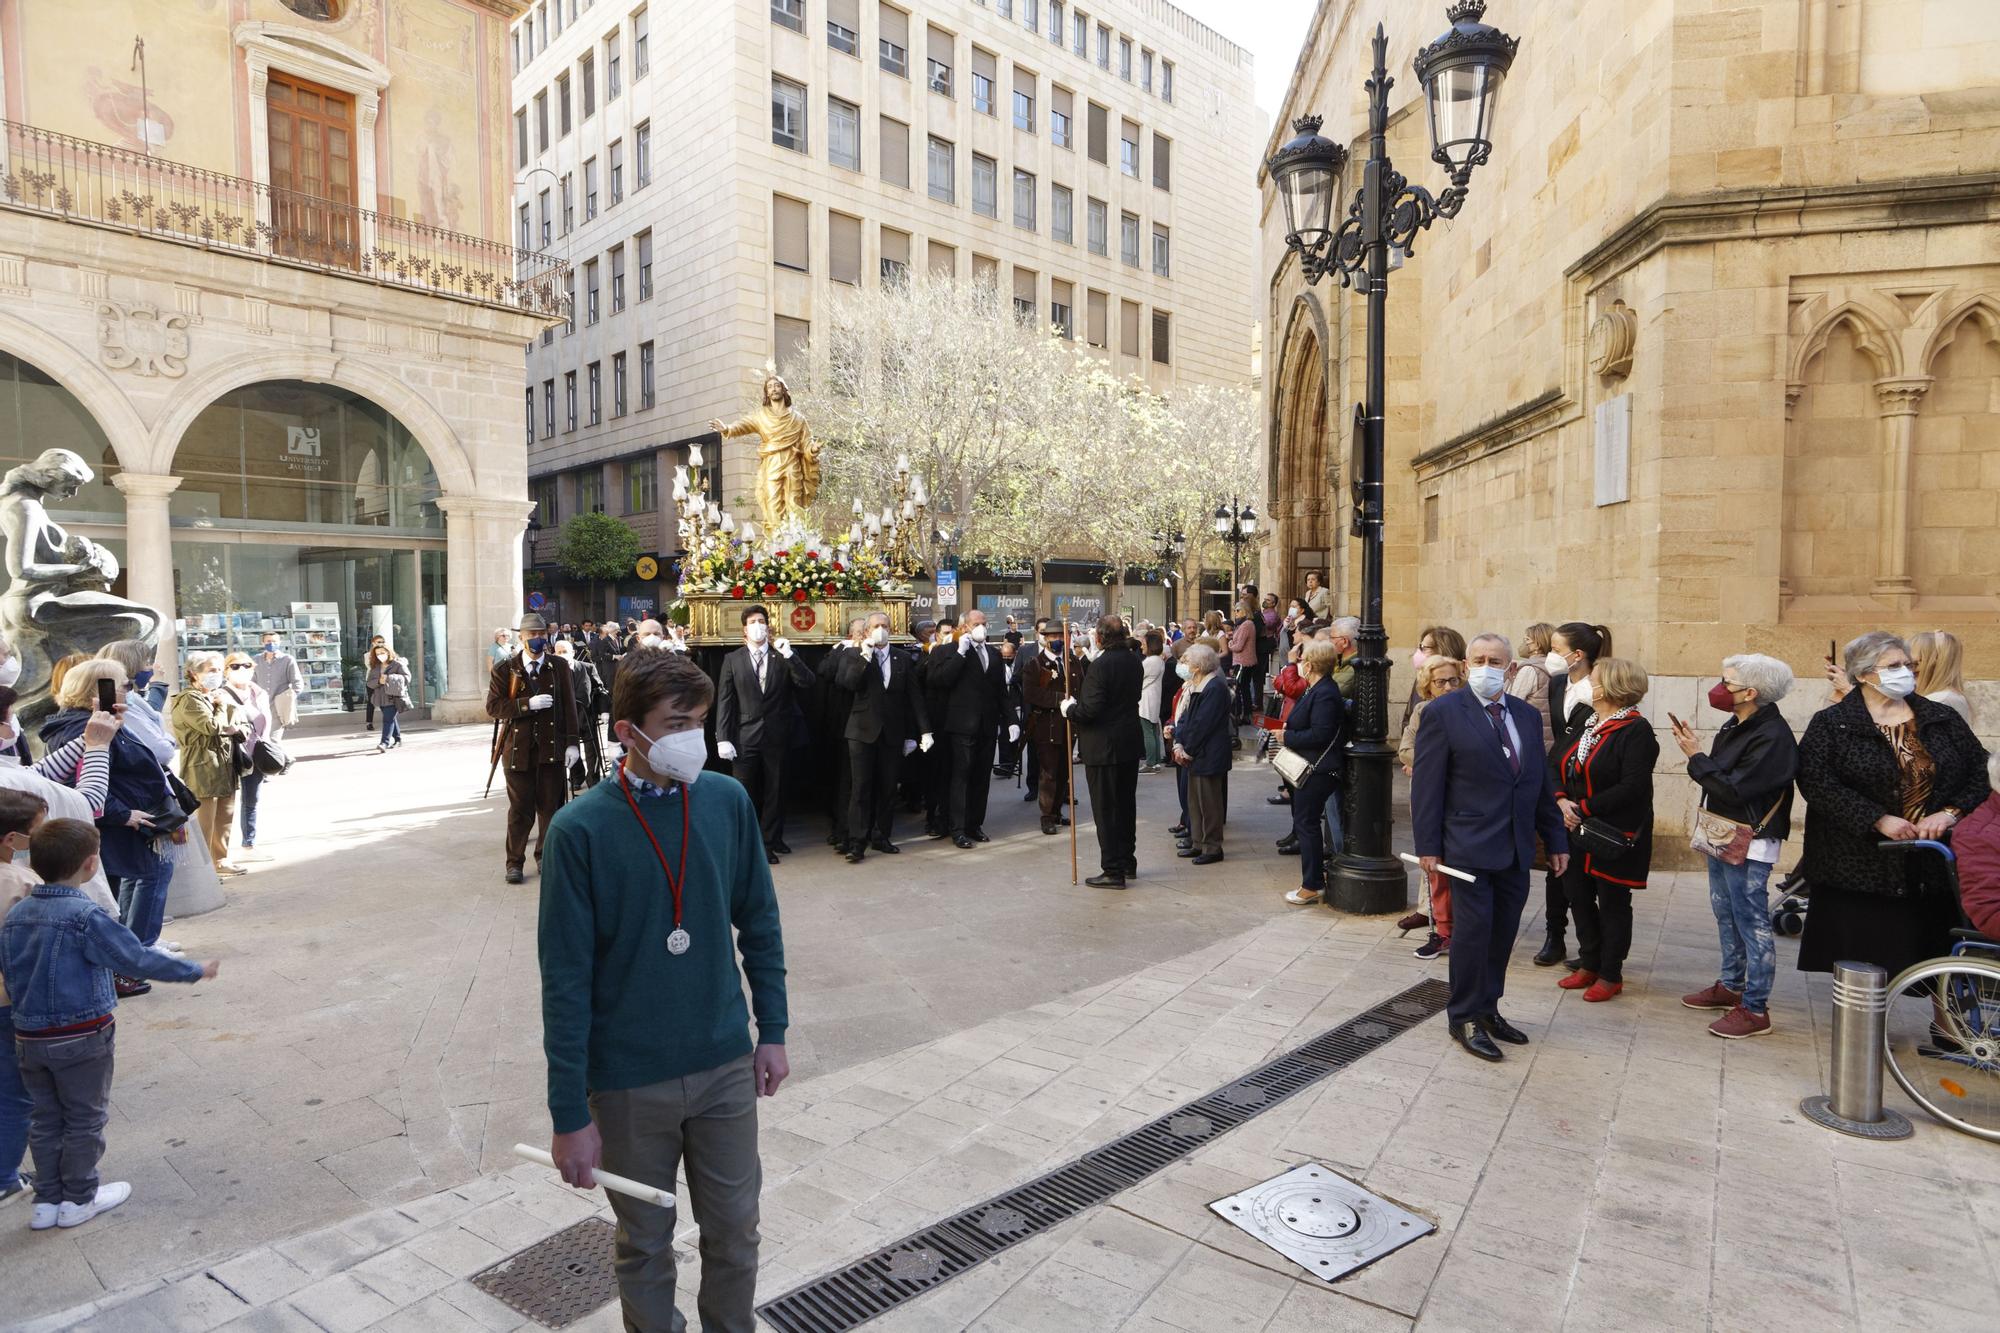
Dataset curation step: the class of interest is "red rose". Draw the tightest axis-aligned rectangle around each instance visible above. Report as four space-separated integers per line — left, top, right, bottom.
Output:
730 585 745 598
775 549 789 559
763 583 777 596
793 588 808 603
806 551 819 561
823 582 837 595
831 562 845 573
742 558 755 571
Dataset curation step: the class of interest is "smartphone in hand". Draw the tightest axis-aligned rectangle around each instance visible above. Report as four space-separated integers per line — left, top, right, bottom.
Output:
96 677 117 713
1668 711 1683 729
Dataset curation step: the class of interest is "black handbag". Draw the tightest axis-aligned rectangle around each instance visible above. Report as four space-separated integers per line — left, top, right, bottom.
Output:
231 740 256 779
142 807 192 837
164 770 202 816
252 737 294 777
1573 816 1637 856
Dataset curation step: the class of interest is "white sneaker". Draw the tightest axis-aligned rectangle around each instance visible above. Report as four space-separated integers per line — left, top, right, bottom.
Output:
30 1202 58 1230
56 1182 130 1229
215 863 248 877
237 849 274 863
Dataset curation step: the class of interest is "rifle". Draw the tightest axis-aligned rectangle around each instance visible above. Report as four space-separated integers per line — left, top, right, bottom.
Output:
485 666 520 798
1063 620 1077 885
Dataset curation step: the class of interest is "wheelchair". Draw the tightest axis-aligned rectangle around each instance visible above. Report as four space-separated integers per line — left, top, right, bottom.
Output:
1878 841 2000 1143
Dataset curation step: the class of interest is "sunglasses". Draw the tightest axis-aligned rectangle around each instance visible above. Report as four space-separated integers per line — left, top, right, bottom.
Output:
227 664 254 672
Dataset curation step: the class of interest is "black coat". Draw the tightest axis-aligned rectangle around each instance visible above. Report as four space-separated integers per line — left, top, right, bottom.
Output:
818 642 859 734
486 651 578 770
1556 713 1658 888
927 640 1009 737
1070 644 1144 766
1685 703 1797 841
1797 690 1990 898
1547 672 1593 775
1281 677 1347 778
836 644 929 745
715 644 813 754
1173 680 1232 777
1021 648 1085 749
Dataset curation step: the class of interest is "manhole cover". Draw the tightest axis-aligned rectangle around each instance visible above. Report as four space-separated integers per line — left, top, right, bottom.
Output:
881 1247 942 1282
1209 1164 1434 1281
1166 1112 1215 1139
471 1217 618 1328
975 1205 1029 1236
1219 1083 1270 1109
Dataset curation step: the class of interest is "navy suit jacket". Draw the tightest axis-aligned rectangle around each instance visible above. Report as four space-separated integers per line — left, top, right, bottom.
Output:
1410 687 1568 874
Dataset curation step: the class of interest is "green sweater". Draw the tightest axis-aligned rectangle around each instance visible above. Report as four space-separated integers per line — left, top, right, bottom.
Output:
538 770 788 1134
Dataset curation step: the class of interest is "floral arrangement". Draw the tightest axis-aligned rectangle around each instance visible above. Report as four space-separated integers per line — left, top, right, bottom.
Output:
682 538 899 601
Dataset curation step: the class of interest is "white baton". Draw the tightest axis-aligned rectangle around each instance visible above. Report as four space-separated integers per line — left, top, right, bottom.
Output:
1399 851 1476 883
512 1144 676 1209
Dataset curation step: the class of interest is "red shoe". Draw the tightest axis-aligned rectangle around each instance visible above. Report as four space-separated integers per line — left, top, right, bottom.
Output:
1557 969 1598 991
1582 980 1623 1002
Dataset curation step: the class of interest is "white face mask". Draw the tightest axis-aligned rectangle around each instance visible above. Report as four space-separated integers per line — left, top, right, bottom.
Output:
1545 651 1570 678
199 671 223 690
640 634 666 649
746 622 769 645
1872 665 1917 699
0 656 20 689
632 725 708 785
968 623 988 643
1467 664 1507 701
868 626 890 647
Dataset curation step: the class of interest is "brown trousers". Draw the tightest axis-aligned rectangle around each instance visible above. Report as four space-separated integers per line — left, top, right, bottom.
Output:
199 790 238 867
504 763 568 869
1187 772 1227 856
1032 730 1069 820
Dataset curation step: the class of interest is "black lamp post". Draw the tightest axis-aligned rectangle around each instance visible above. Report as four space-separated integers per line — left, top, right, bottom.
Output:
1153 527 1186 624
1212 498 1257 602
1268 1 1517 915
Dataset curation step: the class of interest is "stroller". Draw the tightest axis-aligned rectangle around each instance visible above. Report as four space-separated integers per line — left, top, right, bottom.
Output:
1770 865 1809 937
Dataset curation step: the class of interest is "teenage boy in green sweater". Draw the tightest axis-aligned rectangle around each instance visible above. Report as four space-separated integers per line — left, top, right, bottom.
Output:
538 647 789 1333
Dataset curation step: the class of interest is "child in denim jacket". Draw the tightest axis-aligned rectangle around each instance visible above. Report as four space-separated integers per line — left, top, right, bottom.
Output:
1 818 218 1231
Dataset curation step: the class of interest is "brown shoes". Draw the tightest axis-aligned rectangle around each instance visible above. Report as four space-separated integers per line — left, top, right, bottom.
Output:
1708 1006 1772 1039
1681 982 1742 1011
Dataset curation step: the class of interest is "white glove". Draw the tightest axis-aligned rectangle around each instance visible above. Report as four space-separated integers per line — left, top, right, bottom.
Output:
903 739 917 756
718 741 738 761
1008 724 1022 743
528 693 555 711
774 638 793 658
957 636 973 655
1059 698 1076 717
564 745 581 769
920 732 935 753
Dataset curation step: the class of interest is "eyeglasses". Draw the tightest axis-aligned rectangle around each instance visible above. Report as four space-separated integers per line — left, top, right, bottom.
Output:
1432 675 1462 689
227 664 253 672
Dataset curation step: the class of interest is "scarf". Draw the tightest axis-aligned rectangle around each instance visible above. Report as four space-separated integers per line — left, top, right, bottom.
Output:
1575 706 1641 765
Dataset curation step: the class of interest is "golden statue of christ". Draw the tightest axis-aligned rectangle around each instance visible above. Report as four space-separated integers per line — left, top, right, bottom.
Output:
709 374 821 533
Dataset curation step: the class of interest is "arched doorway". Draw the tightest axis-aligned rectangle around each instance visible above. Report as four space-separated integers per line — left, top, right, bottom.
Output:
1271 302 1334 602
169 380 450 717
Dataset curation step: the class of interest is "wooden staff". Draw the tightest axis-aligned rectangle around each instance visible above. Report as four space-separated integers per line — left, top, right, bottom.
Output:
1064 618 1078 885
485 668 521 798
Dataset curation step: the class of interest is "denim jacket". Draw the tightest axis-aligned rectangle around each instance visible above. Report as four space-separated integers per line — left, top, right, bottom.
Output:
0 884 202 1030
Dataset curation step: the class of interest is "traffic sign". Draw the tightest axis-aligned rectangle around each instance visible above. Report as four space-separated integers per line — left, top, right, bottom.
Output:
935 568 958 606
527 591 547 611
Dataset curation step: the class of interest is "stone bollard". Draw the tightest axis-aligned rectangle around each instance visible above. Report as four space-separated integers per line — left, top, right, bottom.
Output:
1799 960 1911 1140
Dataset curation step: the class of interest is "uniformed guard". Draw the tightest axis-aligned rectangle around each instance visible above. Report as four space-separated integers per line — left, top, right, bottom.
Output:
1020 621 1085 836
487 612 579 883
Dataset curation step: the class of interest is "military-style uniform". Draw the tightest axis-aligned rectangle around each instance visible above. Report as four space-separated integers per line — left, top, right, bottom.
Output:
1020 644 1085 830
487 634 579 878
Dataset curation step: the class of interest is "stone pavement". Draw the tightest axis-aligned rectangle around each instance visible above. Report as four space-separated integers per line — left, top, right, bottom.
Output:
8 723 2000 1331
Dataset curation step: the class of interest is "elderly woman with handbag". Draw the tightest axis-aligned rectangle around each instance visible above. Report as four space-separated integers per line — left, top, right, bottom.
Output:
1172 642 1232 865
1278 640 1348 907
1670 653 1798 1039
171 651 249 878
1553 658 1657 1003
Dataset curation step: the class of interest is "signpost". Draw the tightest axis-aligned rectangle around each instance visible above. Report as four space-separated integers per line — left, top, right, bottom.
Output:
935 568 959 608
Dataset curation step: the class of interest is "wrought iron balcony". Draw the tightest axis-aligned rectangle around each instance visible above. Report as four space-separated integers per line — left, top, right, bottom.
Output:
0 118 568 321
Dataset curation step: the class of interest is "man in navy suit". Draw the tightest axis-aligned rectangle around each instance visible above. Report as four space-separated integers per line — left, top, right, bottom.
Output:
1411 632 1570 1061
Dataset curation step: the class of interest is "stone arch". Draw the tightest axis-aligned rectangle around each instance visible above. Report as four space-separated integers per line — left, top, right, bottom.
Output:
1789 301 1901 384
0 310 149 471
145 350 475 495
1268 293 1334 597
1918 294 2000 378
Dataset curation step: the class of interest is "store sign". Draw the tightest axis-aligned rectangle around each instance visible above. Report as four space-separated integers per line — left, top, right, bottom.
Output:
1053 593 1103 624
935 569 958 607
617 595 656 619
635 555 660 581
283 426 327 476
976 593 1032 619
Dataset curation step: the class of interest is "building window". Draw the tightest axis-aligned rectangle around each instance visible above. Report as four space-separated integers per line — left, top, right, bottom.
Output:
612 351 628 417
830 212 862 284
997 0 1011 17
1141 48 1152 93
828 0 860 56
637 229 653 299
1073 11 1087 54
561 173 574 232
771 0 804 33
1151 310 1170 364
635 121 651 187
538 189 552 245
517 202 531 250
1153 133 1171 190
579 466 603 512
639 341 656 408
563 272 575 333
1087 100 1107 162
1161 58 1173 102
972 153 997 218
972 48 995 114
611 244 627 310
1013 168 1035 230
1052 297 1073 339
775 315 810 371
1013 83 1035 132
1152 224 1169 276
927 24 953 95
609 139 624 204
524 387 534 444
1119 36 1131 79
557 71 572 136
880 4 909 76
772 78 807 152
1121 299 1141 357
564 371 578 430
1086 197 1107 255
633 7 649 79
881 226 911 286
828 97 860 171
515 109 528 167
587 362 602 425
534 474 558 523
774 195 809 271
1096 23 1109 68
1120 211 1139 266
606 33 621 99
927 136 954 202
1051 107 1070 149
584 157 599 218
535 90 549 152
581 52 596 118
627 454 656 511
1052 184 1072 244
585 259 600 322
1120 120 1139 176
881 116 909 187
544 378 557 436
1022 0 1037 32
513 29 523 74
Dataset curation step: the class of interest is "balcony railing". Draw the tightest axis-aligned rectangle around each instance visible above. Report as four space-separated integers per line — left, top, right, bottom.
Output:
0 118 568 321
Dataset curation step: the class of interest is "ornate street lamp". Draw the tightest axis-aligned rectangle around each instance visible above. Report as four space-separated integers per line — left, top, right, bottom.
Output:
1267 0 1518 915
1213 498 1257 601
1152 526 1185 623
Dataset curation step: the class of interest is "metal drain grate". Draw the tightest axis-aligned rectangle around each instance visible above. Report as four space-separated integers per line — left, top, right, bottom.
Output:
1210 1163 1435 1280
471 1217 620 1329
756 976 1450 1332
